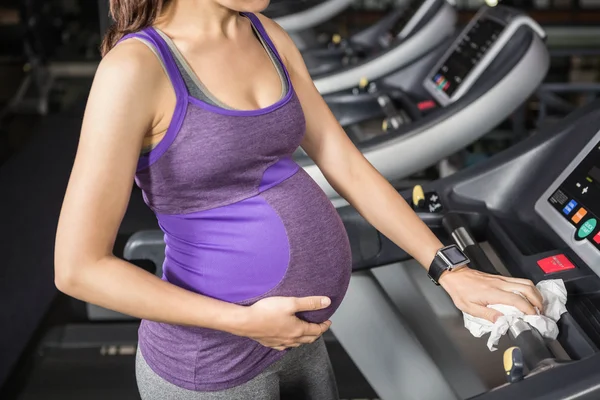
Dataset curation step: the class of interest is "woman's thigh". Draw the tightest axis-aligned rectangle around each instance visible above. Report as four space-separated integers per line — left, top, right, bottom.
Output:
135 347 280 400
279 337 339 400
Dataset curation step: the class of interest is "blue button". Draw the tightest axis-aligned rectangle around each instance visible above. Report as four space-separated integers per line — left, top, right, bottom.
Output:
563 200 578 215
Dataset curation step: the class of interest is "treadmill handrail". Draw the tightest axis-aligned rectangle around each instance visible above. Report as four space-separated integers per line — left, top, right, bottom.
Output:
442 213 500 275
274 0 354 32
313 3 456 95
441 212 561 376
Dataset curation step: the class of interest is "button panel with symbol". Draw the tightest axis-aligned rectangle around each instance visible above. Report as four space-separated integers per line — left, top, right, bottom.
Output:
546 137 600 252
563 199 577 215
577 218 597 240
572 208 588 224
537 254 576 274
412 186 443 213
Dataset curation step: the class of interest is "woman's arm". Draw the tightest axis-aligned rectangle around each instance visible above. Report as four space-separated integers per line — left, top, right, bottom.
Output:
55 41 241 328
55 41 330 348
261 16 543 322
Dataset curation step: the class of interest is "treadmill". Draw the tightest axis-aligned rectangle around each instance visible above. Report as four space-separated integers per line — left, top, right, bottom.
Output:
330 99 600 399
78 101 600 398
302 5 549 202
308 0 457 95
265 0 354 50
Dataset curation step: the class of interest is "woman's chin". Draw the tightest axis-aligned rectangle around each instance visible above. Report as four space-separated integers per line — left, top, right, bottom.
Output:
223 0 271 13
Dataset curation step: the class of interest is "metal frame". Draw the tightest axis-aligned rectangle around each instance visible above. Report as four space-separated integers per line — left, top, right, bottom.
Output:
398 0 441 39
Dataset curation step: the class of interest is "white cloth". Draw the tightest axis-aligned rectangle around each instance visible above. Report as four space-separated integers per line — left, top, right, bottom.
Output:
463 279 568 351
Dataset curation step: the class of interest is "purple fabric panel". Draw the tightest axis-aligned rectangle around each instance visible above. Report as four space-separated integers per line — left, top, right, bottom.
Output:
138 321 284 391
259 157 300 192
242 13 293 90
250 169 353 323
138 168 352 391
156 195 290 303
135 95 306 215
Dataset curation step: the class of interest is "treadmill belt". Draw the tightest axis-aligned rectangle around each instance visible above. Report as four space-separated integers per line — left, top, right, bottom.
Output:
16 341 378 400
16 349 139 400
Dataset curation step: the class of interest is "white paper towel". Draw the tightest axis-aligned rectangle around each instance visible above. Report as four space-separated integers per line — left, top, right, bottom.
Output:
463 279 568 351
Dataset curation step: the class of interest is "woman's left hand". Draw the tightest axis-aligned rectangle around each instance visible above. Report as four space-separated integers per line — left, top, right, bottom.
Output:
439 268 544 322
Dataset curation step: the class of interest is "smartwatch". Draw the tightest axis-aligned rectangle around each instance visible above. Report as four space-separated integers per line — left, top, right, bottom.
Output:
427 244 470 285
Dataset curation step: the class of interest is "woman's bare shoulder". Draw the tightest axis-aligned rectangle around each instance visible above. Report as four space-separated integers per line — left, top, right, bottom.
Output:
97 37 166 93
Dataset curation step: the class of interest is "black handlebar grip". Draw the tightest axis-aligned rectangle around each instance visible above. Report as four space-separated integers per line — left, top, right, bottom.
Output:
512 328 554 371
464 245 500 275
441 212 466 234
442 213 500 275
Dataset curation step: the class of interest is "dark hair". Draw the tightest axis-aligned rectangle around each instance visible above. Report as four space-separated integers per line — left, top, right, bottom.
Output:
100 0 171 56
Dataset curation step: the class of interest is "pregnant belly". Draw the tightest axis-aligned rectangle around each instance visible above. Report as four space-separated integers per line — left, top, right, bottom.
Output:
156 168 352 323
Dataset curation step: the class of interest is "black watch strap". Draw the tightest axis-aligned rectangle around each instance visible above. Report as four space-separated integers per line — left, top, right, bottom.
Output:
427 255 448 286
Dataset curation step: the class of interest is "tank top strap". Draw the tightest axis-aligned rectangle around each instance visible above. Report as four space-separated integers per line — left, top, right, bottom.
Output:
120 28 189 100
242 13 292 85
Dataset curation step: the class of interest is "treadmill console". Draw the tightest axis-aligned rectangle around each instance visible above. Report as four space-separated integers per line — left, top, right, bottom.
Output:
379 0 437 47
535 130 600 276
423 6 538 106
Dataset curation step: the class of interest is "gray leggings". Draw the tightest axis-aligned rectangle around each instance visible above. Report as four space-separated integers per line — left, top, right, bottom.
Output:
136 337 339 400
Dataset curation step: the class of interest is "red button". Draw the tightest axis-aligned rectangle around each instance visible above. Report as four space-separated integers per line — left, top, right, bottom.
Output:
537 254 576 274
594 232 600 244
417 100 437 111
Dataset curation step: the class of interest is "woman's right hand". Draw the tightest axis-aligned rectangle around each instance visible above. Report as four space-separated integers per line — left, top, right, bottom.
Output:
241 296 333 351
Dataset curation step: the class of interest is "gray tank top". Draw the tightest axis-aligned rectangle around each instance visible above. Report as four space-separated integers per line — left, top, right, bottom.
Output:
131 21 289 110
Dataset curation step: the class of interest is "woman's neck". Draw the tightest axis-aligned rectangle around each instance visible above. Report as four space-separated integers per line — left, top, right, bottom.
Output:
156 0 241 39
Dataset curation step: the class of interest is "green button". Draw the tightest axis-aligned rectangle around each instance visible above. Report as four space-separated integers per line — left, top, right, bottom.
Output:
578 218 597 239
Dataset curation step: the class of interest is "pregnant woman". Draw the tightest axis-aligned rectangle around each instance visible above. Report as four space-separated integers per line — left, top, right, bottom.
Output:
55 0 544 399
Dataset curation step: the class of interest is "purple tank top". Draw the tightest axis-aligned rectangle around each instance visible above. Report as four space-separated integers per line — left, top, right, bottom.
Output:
121 14 352 391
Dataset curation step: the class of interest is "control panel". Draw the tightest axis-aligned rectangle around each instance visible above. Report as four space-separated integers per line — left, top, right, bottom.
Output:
535 130 600 276
422 6 544 106
379 0 436 47
431 18 504 97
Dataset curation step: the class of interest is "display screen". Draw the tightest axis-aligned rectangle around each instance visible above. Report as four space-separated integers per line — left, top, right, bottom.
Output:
442 246 468 265
379 0 425 47
430 17 505 97
548 140 600 251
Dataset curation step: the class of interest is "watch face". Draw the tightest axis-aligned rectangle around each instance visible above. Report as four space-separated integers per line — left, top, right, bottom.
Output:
441 246 469 265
